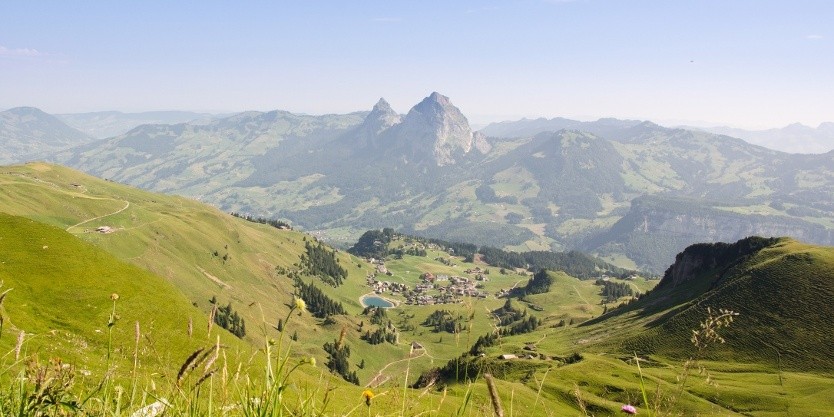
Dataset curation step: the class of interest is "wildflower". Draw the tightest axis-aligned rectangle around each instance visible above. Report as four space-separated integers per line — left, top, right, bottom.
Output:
621 404 637 414
306 356 316 367
362 389 375 406
111 293 119 301
294 297 306 312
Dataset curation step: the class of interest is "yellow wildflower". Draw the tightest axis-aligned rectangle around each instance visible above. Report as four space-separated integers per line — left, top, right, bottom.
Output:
294 297 306 312
362 389 374 406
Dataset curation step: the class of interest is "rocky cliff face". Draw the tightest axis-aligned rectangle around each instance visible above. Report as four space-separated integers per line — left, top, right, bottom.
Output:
385 92 475 166
657 236 780 289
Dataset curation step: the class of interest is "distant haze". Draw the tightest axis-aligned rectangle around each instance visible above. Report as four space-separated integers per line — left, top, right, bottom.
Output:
1 2 832 129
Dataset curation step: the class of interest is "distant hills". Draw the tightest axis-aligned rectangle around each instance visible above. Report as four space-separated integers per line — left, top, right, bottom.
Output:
4 95 833 273
693 122 834 154
57 110 221 139
0 107 93 164
483 117 834 155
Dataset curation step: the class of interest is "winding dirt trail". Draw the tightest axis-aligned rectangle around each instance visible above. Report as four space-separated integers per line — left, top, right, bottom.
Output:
572 284 592 306
365 349 427 388
66 200 130 232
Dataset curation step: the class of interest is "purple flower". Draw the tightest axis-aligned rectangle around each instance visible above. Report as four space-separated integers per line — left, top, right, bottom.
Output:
621 404 638 414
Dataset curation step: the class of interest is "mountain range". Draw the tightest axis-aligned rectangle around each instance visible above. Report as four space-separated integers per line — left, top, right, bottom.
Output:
56 110 221 139
483 117 834 154
693 122 834 154
3 93 833 272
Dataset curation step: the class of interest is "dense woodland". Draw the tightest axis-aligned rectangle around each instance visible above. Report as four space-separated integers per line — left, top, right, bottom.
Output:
479 247 634 279
492 299 540 336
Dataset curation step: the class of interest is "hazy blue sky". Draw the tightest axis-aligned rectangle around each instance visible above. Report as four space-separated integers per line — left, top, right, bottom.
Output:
1 1 831 128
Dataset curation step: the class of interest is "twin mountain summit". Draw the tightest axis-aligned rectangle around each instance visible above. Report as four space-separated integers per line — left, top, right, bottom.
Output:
2 92 833 273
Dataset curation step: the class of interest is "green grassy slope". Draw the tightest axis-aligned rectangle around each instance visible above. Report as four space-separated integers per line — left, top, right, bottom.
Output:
0 212 247 376
0 164 377 386
0 163 356 343
4 162 834 415
582 237 834 373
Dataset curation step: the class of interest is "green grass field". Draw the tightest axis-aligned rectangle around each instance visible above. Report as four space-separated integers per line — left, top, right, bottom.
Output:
2 163 834 416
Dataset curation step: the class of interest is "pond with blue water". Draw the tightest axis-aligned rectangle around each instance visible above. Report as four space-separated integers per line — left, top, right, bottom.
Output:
361 295 394 308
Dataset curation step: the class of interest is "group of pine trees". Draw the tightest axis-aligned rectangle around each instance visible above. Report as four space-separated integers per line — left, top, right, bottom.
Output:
492 299 540 336
362 327 398 345
209 296 246 338
422 309 464 333
596 279 635 302
521 269 553 295
323 338 359 385
294 278 347 318
361 307 398 345
229 212 292 230
300 241 347 287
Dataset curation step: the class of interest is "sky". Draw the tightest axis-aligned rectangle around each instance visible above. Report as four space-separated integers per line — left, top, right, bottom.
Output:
1 0 832 129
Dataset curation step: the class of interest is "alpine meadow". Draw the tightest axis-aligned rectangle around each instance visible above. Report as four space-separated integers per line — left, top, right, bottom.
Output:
1 2 834 416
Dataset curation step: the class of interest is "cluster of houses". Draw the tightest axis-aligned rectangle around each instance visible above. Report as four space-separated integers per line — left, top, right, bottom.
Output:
361 260 490 306
366 276 408 295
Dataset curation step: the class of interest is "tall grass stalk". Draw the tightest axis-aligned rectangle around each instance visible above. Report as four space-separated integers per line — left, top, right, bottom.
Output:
107 293 120 364
634 354 653 417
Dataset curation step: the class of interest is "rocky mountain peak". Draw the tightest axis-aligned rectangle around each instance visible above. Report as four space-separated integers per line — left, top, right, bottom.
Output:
428 91 450 105
354 98 401 147
367 98 400 125
372 97 394 113
393 92 474 165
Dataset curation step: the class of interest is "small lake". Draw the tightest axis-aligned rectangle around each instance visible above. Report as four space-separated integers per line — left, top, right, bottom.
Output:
362 295 394 308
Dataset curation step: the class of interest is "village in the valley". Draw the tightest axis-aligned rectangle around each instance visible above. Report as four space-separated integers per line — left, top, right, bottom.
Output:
361 242 507 306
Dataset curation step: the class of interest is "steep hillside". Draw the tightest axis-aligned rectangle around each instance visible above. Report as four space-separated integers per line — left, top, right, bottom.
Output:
0 107 92 164
0 212 248 375
591 237 834 372
0 162 375 361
